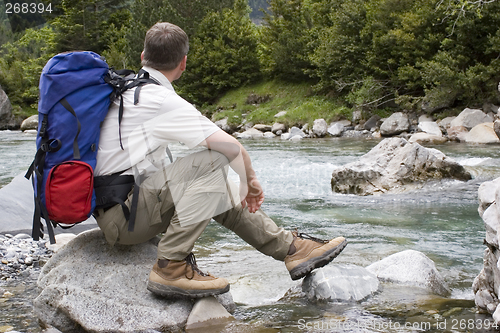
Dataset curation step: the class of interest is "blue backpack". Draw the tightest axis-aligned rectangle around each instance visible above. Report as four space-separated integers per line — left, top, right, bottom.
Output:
25 51 157 243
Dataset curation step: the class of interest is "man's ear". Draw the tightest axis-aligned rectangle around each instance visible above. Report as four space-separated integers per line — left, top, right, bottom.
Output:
141 51 144 62
180 55 187 71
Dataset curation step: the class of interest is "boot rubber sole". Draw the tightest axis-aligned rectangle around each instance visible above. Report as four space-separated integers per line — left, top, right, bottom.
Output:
289 239 348 280
147 281 230 298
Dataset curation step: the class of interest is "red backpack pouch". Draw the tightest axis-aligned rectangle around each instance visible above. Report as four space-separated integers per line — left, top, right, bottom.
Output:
45 161 94 224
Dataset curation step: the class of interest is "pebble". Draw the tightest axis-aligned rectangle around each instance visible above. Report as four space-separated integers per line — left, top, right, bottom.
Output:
0 233 52 281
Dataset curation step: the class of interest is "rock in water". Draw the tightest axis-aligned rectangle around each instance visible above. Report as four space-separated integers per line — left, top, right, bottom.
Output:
34 228 210 332
366 250 450 296
331 137 471 195
302 264 380 302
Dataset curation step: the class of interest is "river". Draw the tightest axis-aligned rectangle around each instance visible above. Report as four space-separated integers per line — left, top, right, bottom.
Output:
1 130 500 332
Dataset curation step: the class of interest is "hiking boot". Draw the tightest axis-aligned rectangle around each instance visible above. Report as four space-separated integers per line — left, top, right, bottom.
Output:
284 231 347 280
147 253 230 298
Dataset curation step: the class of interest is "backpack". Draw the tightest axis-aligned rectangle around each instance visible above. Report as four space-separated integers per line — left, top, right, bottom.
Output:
25 51 158 244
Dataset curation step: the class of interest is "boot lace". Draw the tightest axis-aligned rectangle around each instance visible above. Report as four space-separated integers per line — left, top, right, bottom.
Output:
295 230 329 244
184 253 209 279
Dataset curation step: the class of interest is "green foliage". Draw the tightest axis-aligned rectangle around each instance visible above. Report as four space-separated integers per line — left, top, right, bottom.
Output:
308 0 500 112
178 0 261 105
260 0 317 81
0 26 56 111
102 0 234 70
50 0 130 53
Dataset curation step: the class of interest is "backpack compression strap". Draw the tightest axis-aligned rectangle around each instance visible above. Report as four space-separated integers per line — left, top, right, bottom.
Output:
25 115 60 244
60 98 82 160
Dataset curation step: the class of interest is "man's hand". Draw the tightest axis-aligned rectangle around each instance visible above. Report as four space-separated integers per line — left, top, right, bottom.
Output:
240 177 264 213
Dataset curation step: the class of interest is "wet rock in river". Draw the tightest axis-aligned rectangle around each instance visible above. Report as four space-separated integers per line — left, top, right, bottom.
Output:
331 137 472 195
302 264 380 302
366 249 450 296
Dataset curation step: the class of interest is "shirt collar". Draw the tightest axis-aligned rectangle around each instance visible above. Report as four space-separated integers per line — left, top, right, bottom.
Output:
141 66 173 90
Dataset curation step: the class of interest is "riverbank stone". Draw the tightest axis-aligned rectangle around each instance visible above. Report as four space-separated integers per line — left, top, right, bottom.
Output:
253 124 272 132
302 264 380 302
0 86 17 130
409 132 447 144
34 228 235 332
380 112 410 136
366 250 450 296
312 119 328 137
447 126 468 142
438 116 455 131
450 108 493 129
327 122 344 137
20 115 38 131
330 137 471 195
417 121 442 136
364 115 381 131
236 128 264 139
465 123 500 144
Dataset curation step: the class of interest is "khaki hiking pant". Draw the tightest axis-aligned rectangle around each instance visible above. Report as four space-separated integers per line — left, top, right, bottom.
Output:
95 150 293 261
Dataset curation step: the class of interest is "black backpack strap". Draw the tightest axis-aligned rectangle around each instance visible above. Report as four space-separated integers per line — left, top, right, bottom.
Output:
94 172 139 232
25 114 60 244
60 98 81 160
105 68 160 151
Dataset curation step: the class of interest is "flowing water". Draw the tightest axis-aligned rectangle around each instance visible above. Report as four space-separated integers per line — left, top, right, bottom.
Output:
1 130 500 332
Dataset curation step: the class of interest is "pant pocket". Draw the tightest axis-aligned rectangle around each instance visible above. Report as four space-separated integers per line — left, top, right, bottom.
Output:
96 210 120 246
140 185 165 228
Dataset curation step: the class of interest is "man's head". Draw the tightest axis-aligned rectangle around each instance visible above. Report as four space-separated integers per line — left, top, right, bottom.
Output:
142 22 189 71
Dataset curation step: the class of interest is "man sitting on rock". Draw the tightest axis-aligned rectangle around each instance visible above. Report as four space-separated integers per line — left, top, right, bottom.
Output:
93 22 347 298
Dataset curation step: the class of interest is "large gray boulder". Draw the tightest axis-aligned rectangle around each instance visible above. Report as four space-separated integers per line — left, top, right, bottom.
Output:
302 265 380 302
417 121 442 136
366 250 450 296
465 123 500 144
380 112 410 136
331 138 472 195
0 86 17 130
474 177 500 318
450 108 493 130
34 228 235 332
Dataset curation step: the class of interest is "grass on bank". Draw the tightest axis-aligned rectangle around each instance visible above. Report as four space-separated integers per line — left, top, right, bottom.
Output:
202 80 354 127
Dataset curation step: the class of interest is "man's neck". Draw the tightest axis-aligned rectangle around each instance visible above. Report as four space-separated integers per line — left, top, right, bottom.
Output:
159 69 182 83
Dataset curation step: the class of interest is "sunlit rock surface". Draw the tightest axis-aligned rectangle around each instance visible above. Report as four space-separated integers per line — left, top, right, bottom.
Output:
331 137 471 195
